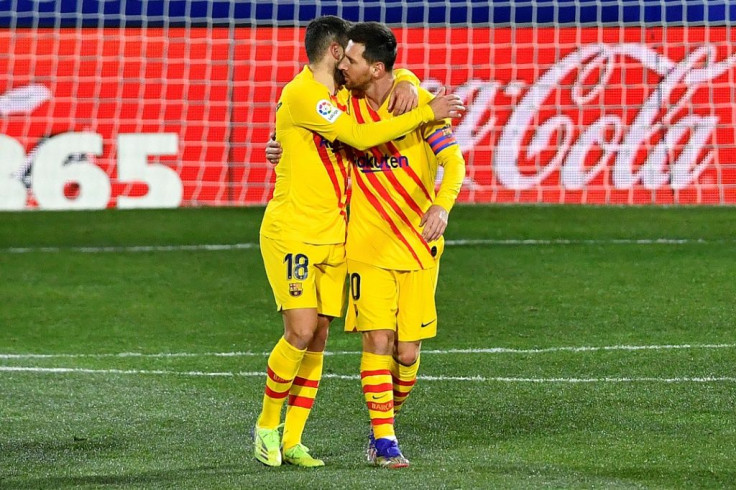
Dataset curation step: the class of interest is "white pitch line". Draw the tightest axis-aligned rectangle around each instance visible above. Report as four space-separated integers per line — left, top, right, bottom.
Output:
4 243 260 254
1 366 734 383
2 237 721 254
2 343 735 359
426 343 736 354
446 238 709 246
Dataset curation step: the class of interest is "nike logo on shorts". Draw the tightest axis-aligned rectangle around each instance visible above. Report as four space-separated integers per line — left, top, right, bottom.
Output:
421 319 436 328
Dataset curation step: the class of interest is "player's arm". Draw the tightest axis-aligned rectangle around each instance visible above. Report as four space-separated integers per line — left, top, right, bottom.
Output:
388 68 421 116
419 122 465 242
284 87 463 151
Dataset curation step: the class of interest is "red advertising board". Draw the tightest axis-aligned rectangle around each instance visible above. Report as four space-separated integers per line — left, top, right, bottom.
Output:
0 27 734 209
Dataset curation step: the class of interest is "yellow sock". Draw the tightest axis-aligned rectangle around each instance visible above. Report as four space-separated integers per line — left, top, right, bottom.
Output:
282 350 323 450
360 351 395 440
257 336 306 429
391 354 420 415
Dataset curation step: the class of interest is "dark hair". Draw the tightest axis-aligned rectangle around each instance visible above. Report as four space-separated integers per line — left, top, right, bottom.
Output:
304 16 351 63
347 22 397 72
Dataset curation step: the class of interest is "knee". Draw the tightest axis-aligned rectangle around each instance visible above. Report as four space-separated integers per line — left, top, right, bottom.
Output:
312 325 328 346
395 349 419 366
283 328 314 350
308 317 331 351
395 341 420 366
363 330 394 355
282 310 320 349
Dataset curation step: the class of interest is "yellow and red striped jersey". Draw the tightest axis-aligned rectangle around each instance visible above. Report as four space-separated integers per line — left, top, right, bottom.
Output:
260 66 436 245
345 86 466 270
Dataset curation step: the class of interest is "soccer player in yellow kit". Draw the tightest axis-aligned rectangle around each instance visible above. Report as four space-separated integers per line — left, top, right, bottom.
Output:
338 22 466 468
254 16 465 468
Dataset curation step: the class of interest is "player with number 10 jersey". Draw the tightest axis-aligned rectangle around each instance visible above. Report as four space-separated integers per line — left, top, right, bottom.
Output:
344 85 465 341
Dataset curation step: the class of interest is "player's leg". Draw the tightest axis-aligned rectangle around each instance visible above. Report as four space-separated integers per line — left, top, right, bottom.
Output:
349 261 397 441
254 308 316 466
363 331 411 468
282 243 346 467
362 329 397 441
254 237 322 466
347 259 409 468
393 260 440 417
281 314 330 467
391 340 421 415
372 265 438 465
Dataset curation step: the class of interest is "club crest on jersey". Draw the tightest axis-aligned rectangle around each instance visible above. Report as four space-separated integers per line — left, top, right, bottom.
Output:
316 99 342 123
289 282 303 297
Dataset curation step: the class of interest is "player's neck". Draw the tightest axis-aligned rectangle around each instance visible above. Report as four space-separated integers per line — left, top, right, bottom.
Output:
309 61 338 94
365 74 395 111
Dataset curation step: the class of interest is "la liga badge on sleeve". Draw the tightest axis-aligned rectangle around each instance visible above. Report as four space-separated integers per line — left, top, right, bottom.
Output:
316 99 341 123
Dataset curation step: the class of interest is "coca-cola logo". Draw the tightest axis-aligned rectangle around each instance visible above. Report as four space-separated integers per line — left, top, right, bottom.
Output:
425 43 736 193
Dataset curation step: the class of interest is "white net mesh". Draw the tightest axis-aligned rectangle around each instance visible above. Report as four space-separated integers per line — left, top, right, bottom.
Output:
0 1 734 209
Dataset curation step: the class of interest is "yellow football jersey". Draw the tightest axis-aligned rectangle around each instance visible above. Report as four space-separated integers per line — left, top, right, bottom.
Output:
345 86 466 270
260 66 436 245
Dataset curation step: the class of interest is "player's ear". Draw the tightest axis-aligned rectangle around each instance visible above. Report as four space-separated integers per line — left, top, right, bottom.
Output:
330 42 343 61
372 62 385 78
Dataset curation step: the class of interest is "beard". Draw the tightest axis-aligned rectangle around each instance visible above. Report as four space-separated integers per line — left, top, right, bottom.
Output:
333 66 346 88
343 74 370 94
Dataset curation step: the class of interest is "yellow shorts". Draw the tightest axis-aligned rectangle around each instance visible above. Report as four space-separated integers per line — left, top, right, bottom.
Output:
260 235 347 317
344 258 441 342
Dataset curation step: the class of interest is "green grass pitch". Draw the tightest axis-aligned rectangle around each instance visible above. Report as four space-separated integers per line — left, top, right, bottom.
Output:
1 205 735 488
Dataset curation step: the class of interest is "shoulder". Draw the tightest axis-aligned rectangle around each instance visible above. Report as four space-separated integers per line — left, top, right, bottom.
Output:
280 77 303 101
283 77 331 107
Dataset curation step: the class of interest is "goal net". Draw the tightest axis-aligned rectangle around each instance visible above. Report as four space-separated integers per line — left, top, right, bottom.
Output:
0 1 734 210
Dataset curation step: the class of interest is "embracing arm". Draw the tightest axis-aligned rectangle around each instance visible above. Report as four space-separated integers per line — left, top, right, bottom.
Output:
389 68 421 116
283 86 464 151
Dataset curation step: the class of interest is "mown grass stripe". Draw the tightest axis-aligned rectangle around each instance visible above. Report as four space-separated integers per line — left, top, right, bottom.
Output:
2 343 734 359
2 237 726 254
2 366 735 383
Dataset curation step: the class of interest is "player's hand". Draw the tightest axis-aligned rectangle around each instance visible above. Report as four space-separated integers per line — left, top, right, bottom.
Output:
388 80 419 116
420 204 449 242
265 133 283 166
427 86 465 120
